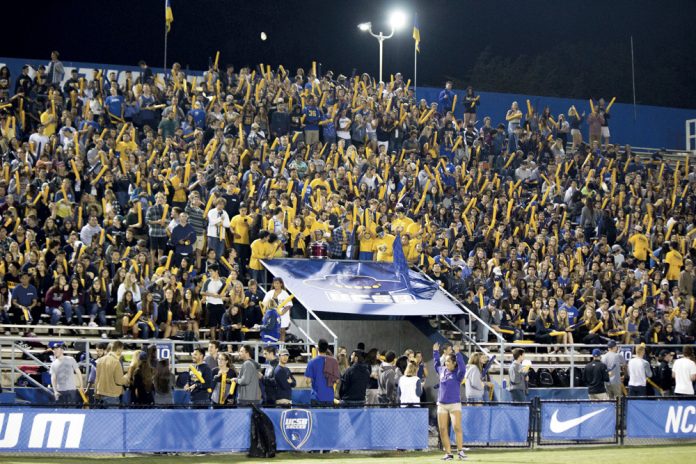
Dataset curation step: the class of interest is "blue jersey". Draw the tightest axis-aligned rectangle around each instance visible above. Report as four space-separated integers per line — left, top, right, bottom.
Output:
105 95 124 117
303 106 321 130
260 308 281 343
188 108 206 128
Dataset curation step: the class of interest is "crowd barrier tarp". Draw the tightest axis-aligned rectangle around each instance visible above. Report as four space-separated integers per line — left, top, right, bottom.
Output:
0 407 427 452
262 259 461 316
540 401 616 441
627 399 696 439
452 404 530 445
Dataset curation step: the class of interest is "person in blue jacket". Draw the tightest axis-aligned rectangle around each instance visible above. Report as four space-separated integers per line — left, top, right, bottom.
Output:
438 81 455 114
258 298 281 346
433 342 468 461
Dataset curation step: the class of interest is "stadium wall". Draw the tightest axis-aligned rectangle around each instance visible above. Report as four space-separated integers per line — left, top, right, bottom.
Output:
2 57 694 150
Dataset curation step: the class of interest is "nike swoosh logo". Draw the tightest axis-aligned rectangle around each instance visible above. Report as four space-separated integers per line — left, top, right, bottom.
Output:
549 408 607 433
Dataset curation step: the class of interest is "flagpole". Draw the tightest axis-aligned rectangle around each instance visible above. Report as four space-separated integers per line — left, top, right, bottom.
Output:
414 37 417 100
163 0 168 76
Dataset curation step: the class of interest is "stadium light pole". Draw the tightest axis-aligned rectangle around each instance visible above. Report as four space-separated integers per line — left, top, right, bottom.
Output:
358 10 407 83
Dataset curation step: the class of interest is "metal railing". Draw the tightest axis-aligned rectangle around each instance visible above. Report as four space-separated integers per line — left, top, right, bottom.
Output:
416 268 506 384
259 261 339 353
0 335 336 393
255 283 338 356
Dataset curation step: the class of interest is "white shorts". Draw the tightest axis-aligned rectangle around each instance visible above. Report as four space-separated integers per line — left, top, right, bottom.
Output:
437 402 462 418
601 127 610 138
280 311 291 329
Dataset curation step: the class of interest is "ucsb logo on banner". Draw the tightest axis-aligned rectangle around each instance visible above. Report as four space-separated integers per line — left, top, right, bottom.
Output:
280 409 313 450
0 413 85 449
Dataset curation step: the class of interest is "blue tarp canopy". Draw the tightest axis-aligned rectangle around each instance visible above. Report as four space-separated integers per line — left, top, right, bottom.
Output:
261 259 462 316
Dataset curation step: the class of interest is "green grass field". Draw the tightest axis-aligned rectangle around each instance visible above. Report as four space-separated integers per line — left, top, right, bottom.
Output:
1 444 695 464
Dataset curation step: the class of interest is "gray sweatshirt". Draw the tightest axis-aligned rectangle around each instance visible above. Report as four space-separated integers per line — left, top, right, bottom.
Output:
236 359 262 403
509 361 527 391
465 364 485 399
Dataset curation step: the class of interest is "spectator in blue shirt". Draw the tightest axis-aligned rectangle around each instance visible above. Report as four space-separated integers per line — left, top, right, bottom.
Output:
105 87 124 123
438 81 454 114
188 101 206 129
11 273 39 323
302 96 322 146
170 212 197 267
559 294 579 324
304 339 338 406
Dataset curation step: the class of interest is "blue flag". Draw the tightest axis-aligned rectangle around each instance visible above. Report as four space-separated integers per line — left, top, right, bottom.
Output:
392 233 437 299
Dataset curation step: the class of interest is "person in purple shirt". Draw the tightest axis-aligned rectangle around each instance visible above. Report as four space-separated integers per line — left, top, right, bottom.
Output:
433 342 467 461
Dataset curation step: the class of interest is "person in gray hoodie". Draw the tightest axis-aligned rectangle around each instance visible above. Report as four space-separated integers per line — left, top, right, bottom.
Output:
234 344 262 405
378 351 398 404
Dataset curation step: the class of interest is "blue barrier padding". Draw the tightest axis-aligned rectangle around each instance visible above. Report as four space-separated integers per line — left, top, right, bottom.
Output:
0 406 428 452
528 388 589 400
540 401 615 440
454 404 530 444
0 392 16 404
14 388 53 404
291 389 312 404
627 399 696 439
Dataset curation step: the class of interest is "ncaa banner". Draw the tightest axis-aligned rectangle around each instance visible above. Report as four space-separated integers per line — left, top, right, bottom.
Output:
454 405 530 444
540 402 616 440
627 400 696 438
0 407 427 453
0 408 250 453
262 259 461 316
264 407 428 451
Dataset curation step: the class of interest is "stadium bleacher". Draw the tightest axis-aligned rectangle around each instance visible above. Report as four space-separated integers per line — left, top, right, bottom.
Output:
0 47 694 416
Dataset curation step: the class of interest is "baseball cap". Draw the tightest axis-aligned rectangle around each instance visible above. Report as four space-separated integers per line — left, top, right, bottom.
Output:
591 348 602 357
660 279 669 286
278 349 290 356
49 341 65 349
607 340 617 348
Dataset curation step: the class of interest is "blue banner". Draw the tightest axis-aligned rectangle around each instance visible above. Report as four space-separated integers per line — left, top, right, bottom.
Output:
627 399 696 439
540 402 615 440
454 405 529 444
261 259 460 316
266 407 428 451
0 407 427 452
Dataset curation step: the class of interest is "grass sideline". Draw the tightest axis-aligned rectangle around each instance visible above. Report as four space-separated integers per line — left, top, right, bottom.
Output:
1 444 695 464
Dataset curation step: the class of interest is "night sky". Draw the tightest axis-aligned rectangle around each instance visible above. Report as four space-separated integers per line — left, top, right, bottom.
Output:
4 0 696 108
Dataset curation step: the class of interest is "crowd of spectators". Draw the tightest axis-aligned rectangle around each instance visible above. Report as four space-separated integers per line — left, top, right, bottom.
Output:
50 337 442 408
0 51 694 354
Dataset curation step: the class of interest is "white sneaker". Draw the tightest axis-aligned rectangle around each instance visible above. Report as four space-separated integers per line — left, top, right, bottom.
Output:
457 450 468 460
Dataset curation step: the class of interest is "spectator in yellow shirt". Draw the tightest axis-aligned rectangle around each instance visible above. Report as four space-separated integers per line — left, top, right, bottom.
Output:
664 241 683 285
628 225 650 262
374 227 396 263
249 230 270 284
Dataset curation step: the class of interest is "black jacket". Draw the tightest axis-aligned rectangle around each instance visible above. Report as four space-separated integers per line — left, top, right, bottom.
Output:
248 405 276 458
583 359 610 394
339 362 371 402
